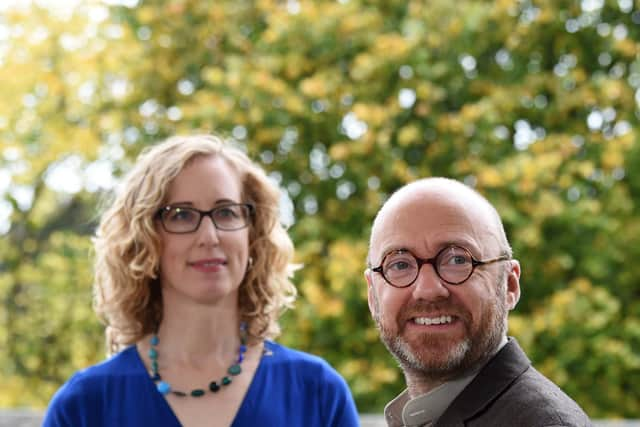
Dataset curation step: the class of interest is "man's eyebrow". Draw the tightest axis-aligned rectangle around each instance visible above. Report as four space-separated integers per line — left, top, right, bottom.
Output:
432 239 480 252
375 246 412 260
377 240 481 259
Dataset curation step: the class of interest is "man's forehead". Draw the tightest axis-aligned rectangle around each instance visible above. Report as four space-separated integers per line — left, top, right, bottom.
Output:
373 183 481 228
369 181 498 257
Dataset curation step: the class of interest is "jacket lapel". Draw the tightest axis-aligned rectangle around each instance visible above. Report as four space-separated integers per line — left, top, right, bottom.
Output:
435 338 531 426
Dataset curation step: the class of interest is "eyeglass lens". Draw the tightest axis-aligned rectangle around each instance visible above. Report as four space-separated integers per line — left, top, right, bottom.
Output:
159 204 250 233
382 246 474 286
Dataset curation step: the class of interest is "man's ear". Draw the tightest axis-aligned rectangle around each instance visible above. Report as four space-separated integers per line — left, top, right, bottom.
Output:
505 259 521 310
365 269 376 316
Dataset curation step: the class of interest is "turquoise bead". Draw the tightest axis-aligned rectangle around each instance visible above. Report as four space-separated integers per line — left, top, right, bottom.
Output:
157 381 171 395
149 324 247 397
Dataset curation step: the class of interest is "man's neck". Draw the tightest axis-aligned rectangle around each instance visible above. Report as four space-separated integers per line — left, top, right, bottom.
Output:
405 372 445 398
404 335 509 398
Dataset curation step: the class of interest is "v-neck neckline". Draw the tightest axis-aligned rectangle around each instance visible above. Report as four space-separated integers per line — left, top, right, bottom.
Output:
132 341 268 426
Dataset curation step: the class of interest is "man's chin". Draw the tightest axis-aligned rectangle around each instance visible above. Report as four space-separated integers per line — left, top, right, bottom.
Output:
412 341 470 373
384 333 472 376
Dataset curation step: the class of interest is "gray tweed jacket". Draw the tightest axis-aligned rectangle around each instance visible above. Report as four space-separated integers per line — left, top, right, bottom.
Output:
434 338 593 427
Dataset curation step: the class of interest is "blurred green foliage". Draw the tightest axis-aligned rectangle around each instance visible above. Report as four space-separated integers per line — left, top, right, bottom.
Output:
0 0 639 417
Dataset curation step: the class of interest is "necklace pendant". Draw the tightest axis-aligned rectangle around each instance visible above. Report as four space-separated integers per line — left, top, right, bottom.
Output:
228 364 241 376
149 321 248 397
157 381 171 395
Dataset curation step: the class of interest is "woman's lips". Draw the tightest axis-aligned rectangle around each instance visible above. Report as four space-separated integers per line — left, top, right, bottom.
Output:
189 258 226 272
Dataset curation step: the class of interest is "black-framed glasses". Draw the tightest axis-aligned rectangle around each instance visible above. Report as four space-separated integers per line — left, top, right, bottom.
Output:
371 245 510 288
156 203 254 234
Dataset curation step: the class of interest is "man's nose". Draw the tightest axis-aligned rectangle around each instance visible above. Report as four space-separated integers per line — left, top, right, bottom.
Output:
411 263 450 301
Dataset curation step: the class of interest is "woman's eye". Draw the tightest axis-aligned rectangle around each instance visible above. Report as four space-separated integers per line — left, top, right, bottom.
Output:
170 208 195 221
215 207 239 218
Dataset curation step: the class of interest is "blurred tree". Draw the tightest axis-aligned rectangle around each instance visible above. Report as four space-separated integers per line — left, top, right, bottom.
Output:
0 0 639 416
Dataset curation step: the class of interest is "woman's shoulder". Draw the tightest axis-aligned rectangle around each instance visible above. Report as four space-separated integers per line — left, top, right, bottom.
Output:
73 346 141 380
50 346 143 401
42 346 153 426
263 340 328 365
261 341 346 383
244 341 359 426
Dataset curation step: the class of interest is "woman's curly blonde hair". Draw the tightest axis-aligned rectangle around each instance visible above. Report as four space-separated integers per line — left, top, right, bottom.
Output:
93 134 297 354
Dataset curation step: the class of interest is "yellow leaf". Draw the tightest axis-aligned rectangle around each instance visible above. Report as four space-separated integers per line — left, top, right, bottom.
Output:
477 167 502 188
397 125 420 147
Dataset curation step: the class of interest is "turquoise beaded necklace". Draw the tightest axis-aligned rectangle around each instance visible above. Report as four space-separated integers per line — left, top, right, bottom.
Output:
149 322 247 397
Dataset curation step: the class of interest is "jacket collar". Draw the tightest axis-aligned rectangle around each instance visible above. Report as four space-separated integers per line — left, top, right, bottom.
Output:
435 338 531 426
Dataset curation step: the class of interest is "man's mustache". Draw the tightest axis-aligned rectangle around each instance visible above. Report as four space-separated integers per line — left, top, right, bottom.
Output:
396 300 471 332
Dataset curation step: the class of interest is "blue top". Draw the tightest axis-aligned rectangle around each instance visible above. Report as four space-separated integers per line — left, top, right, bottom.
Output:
42 341 359 427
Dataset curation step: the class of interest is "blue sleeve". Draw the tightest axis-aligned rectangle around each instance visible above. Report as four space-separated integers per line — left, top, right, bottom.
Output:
42 375 92 427
318 362 360 427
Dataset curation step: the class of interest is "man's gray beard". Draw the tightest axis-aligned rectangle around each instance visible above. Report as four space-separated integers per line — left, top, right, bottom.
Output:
374 278 508 382
384 333 472 378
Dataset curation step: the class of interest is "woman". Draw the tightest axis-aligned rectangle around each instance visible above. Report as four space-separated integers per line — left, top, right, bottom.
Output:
43 134 359 426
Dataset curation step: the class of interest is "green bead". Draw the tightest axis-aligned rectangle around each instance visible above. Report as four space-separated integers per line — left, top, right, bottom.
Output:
228 364 241 376
190 389 205 397
148 324 248 398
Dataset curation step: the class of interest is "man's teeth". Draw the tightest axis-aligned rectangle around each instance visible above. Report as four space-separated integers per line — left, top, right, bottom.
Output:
414 315 453 325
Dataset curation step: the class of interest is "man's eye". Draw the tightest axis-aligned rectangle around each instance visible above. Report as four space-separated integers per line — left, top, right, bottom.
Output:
445 255 468 265
387 260 414 271
392 262 409 270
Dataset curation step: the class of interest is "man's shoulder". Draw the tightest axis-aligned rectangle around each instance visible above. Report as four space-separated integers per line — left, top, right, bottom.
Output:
469 345 593 427
439 339 593 427
497 364 593 425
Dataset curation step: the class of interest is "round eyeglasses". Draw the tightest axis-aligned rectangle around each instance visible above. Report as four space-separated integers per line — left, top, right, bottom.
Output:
371 245 510 288
156 203 254 234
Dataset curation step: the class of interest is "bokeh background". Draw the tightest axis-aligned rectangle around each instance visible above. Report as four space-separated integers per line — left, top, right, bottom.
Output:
0 0 639 418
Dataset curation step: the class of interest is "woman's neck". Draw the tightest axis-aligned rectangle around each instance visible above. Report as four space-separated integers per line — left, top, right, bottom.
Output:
154 301 242 367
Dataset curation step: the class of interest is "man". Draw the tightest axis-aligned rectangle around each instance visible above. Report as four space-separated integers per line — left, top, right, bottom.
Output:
365 177 592 427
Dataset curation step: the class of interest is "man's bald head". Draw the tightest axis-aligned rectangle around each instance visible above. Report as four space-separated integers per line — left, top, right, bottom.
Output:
368 177 512 264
